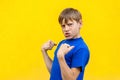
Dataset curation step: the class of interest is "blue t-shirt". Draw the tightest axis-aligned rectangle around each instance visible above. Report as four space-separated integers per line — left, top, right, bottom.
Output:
50 37 90 80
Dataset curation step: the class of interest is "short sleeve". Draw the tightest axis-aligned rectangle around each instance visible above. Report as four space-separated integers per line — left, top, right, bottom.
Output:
71 48 89 72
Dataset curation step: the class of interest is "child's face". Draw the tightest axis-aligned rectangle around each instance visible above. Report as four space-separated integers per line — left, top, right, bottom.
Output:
60 19 82 39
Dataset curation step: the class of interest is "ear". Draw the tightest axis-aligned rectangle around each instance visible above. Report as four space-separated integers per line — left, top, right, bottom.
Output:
78 19 82 29
79 19 82 25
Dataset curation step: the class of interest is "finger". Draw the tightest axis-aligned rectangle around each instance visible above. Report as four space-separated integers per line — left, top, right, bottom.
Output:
69 46 75 51
54 43 57 46
52 42 57 46
49 40 57 48
49 40 57 46
64 43 70 47
48 40 53 45
48 40 51 45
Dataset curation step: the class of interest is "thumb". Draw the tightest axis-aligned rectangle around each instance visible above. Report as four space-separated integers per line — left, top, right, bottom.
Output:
49 40 57 46
54 43 57 46
69 46 74 51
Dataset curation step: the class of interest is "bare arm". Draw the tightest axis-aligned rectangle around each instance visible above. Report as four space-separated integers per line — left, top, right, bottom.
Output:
41 40 56 73
57 43 81 80
41 49 52 73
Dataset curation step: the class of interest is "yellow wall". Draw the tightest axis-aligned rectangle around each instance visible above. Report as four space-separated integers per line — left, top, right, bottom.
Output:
0 0 120 80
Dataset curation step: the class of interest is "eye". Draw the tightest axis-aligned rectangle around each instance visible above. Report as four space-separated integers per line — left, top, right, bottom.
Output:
61 25 65 28
67 23 73 26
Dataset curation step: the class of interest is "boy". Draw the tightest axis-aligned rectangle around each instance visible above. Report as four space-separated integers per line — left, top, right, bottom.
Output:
41 8 90 80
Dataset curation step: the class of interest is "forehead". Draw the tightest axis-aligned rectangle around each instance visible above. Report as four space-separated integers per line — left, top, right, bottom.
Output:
61 18 74 25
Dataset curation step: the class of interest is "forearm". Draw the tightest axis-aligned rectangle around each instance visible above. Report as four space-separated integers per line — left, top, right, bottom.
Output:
58 56 75 80
41 49 52 73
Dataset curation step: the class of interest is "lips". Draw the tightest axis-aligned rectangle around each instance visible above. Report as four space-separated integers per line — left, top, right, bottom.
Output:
65 33 70 37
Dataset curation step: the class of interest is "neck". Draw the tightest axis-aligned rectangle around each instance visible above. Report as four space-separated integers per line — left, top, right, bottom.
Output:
74 34 81 39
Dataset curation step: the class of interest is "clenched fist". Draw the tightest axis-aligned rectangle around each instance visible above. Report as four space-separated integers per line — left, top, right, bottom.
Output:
57 43 74 58
41 40 57 51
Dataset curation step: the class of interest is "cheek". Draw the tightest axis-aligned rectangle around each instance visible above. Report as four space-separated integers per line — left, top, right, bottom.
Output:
72 26 78 31
62 28 64 32
71 28 76 34
62 29 65 34
72 27 79 34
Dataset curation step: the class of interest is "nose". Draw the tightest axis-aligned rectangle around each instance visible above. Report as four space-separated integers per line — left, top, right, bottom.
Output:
64 25 69 31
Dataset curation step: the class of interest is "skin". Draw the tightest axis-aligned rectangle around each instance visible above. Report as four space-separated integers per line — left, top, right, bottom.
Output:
41 19 82 80
41 40 57 73
61 19 82 39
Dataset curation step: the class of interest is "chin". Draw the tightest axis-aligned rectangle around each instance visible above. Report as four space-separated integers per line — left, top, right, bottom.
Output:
65 36 73 39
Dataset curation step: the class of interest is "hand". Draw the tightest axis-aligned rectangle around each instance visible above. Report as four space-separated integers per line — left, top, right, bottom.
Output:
57 43 74 58
41 40 57 51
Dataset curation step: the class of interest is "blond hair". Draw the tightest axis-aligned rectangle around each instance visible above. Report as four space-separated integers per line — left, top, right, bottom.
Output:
58 8 82 24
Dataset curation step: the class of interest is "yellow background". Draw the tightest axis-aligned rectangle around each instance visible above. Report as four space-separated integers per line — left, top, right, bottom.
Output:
0 0 120 80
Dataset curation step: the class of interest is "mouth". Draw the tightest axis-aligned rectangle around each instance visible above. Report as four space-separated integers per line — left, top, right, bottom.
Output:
65 33 70 37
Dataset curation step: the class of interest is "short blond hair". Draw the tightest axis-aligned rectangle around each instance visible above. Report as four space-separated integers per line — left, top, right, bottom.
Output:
58 8 82 24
